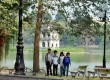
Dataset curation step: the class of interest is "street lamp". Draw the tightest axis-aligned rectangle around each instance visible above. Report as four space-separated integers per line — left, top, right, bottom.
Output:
14 0 25 75
98 0 109 68
102 10 107 68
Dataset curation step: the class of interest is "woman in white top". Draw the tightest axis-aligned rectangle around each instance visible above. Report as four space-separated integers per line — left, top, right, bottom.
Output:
59 52 65 76
52 50 59 76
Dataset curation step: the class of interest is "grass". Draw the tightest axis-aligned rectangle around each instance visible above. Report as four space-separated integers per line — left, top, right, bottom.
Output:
54 46 84 53
10 46 84 53
40 46 85 54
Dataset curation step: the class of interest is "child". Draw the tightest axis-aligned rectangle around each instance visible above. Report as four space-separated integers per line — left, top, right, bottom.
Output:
59 52 65 76
52 50 59 76
63 52 71 76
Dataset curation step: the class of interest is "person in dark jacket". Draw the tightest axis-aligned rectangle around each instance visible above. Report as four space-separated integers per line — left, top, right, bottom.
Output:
45 48 53 76
63 52 71 76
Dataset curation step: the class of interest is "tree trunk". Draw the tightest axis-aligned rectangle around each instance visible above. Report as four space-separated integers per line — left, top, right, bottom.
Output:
0 29 6 61
33 0 43 72
0 47 3 61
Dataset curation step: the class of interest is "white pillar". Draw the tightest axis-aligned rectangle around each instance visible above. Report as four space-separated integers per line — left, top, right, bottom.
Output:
39 41 42 48
45 41 48 48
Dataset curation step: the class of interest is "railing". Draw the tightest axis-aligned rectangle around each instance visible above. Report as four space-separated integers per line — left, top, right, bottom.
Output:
69 65 88 79
88 66 103 80
0 67 46 77
94 68 110 80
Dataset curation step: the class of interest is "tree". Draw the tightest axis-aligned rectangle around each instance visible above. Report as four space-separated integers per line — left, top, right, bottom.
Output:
0 29 7 61
0 0 34 60
33 0 43 72
0 0 19 60
32 0 104 71
53 0 110 46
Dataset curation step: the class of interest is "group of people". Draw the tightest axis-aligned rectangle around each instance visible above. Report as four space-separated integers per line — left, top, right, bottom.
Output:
45 48 71 77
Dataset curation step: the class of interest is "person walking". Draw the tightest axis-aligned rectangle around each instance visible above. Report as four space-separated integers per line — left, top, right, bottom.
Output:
63 52 71 76
52 50 59 76
45 48 52 76
59 52 65 76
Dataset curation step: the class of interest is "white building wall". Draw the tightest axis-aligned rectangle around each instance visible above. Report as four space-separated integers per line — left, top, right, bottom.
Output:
40 33 43 38
56 40 60 47
39 41 42 48
54 40 57 48
40 25 60 48
40 39 60 48
45 41 48 48
52 40 55 48
49 40 53 48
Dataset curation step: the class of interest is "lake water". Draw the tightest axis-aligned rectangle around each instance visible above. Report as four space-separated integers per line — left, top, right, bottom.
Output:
1 48 110 72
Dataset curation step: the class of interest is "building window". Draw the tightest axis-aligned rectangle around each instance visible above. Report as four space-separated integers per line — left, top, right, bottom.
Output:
48 34 50 37
52 44 53 47
42 42 45 47
43 33 45 37
56 44 57 47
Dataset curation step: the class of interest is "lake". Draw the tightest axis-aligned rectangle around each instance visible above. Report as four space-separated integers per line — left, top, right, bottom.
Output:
1 48 110 72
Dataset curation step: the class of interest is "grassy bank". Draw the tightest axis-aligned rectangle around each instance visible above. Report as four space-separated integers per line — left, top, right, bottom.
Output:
9 46 85 54
8 46 110 63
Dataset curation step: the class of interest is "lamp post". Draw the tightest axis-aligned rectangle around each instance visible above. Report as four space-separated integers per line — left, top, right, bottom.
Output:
102 10 107 68
14 0 25 75
99 0 109 68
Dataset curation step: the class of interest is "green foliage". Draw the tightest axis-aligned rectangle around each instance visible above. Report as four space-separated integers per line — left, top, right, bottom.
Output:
52 0 110 46
53 0 110 37
0 0 35 59
55 11 66 21
49 21 66 34
1 0 110 61
43 12 52 22
60 32 79 46
55 47 84 53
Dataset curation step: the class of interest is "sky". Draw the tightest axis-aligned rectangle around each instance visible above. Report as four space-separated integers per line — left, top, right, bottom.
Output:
61 0 69 2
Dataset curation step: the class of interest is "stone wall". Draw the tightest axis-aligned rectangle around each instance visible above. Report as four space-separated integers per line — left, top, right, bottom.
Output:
0 74 64 80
